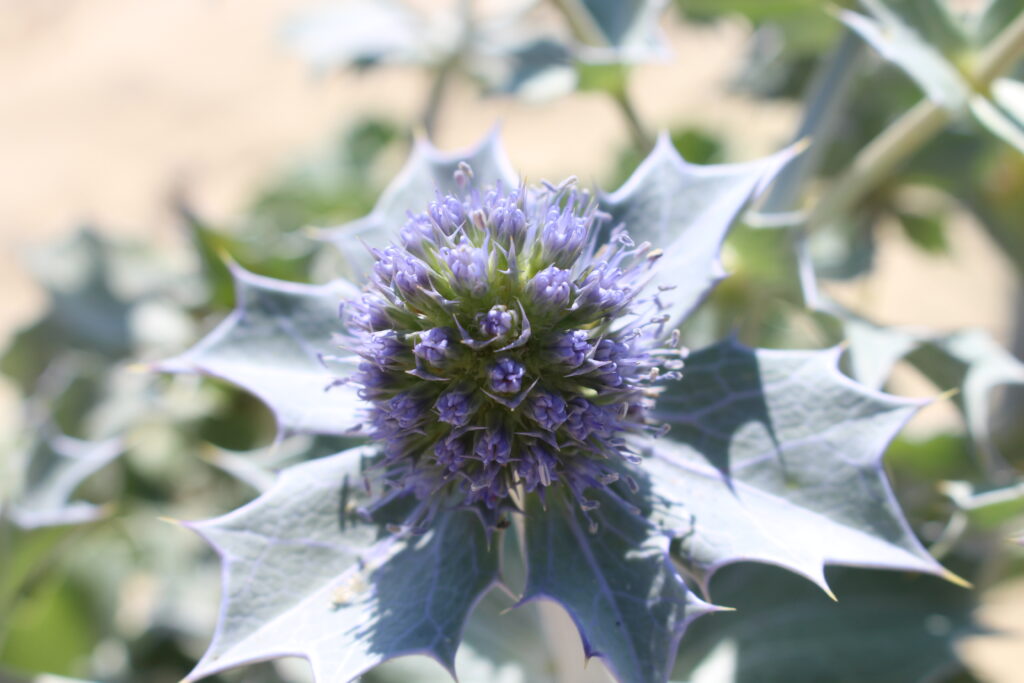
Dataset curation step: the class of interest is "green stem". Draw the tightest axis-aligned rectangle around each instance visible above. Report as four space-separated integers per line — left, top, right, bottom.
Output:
420 0 474 139
972 8 1024 86
806 100 949 228
807 8 1024 230
761 30 863 215
422 62 455 140
613 90 653 154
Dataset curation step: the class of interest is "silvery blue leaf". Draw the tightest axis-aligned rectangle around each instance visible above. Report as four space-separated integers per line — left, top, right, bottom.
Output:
559 0 671 63
473 38 577 101
831 305 1024 469
840 311 922 391
969 78 1024 153
943 479 1024 530
796 247 1024 472
522 487 715 683
157 265 363 436
8 432 121 529
3 230 134 390
282 0 427 73
318 130 518 282
365 590 558 683
600 135 800 328
673 567 977 683
840 0 971 111
918 329 1024 466
646 339 950 594
204 435 360 493
184 446 498 682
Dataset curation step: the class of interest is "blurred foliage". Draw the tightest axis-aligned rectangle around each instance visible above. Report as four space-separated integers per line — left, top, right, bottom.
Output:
3 1 1024 682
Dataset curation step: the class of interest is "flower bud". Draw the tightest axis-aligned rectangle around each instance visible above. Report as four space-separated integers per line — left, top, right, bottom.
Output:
413 327 455 366
546 330 591 368
526 265 572 312
489 357 525 394
478 305 515 339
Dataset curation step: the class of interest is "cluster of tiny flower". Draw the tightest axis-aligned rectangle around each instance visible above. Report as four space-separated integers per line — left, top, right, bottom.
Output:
341 163 685 526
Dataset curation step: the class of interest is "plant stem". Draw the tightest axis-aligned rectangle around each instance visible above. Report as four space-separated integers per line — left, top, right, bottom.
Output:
807 8 1024 230
421 0 475 139
614 90 653 153
761 30 863 215
422 61 455 140
973 8 1024 85
806 100 949 228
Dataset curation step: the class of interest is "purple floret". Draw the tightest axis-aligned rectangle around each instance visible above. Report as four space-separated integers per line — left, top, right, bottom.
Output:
414 327 453 365
489 357 525 394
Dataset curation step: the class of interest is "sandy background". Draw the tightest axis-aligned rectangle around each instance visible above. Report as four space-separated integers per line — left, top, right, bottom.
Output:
0 0 1021 681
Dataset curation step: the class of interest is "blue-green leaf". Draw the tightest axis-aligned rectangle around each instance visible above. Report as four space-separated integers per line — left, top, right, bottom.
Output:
365 589 559 683
319 131 518 282
837 308 1024 468
969 78 1024 154
157 266 362 436
522 487 714 683
185 446 498 682
7 431 121 529
476 38 577 101
555 0 670 63
916 330 1024 466
600 136 799 328
282 0 426 73
674 566 977 683
646 339 947 593
840 0 971 111
943 480 1024 530
841 311 921 391
3 230 143 390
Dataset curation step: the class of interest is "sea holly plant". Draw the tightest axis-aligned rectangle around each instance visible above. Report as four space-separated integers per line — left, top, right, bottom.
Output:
162 132 958 683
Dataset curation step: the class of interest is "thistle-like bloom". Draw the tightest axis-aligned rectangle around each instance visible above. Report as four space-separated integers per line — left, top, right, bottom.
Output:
343 165 684 523
169 134 953 683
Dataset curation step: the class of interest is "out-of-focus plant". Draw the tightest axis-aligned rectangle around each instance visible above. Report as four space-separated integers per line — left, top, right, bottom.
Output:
285 0 669 146
2 1 1024 683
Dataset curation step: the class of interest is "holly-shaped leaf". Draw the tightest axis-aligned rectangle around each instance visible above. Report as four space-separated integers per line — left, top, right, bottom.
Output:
600 135 799 328
283 0 425 73
840 0 971 111
319 131 518 282
674 566 978 683
522 488 714 683
841 1 1024 153
184 446 499 682
365 589 560 683
201 434 356 494
157 266 362 436
840 311 921 391
554 0 670 63
7 432 121 529
835 307 1024 469
645 339 947 593
164 128 953 683
2 230 134 391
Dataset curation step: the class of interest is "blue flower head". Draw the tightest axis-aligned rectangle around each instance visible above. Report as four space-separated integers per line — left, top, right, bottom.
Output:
342 164 684 524
166 133 954 683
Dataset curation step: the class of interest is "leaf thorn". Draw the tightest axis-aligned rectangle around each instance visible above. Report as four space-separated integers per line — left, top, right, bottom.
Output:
125 362 155 374
940 568 973 589
791 136 813 156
